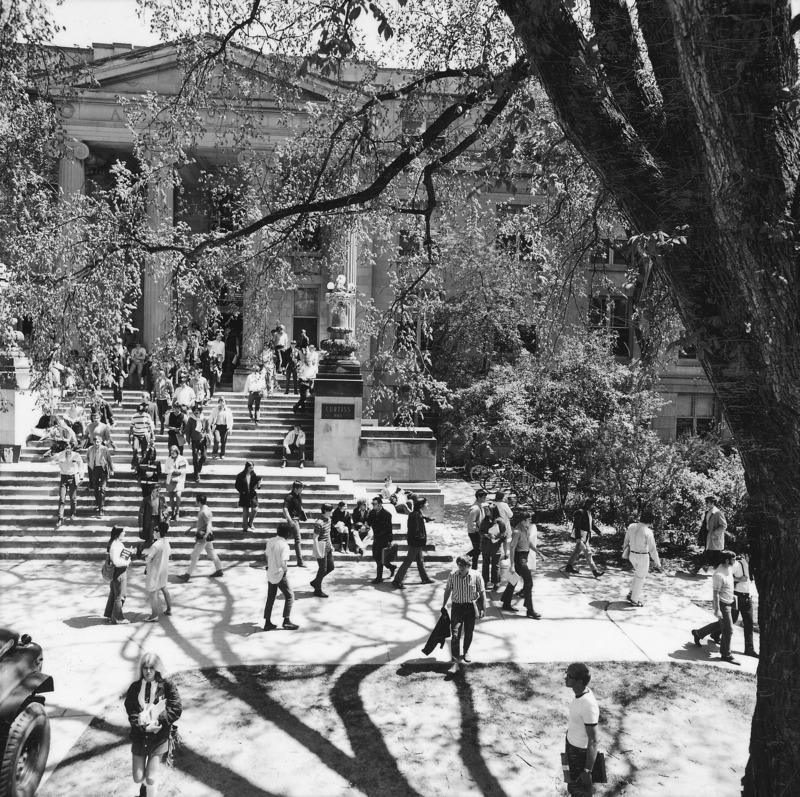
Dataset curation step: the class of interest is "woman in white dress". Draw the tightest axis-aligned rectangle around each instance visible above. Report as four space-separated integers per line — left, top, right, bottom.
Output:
144 523 172 621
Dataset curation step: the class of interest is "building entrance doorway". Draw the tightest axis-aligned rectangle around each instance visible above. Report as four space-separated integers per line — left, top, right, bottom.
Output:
293 286 320 347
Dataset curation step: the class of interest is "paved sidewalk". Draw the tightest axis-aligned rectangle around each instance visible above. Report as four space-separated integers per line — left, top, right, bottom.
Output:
0 475 758 789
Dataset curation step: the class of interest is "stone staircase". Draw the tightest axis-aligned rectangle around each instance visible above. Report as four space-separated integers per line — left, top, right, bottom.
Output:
0 388 450 564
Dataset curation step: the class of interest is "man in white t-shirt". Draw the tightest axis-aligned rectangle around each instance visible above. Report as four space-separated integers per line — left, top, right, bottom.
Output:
262 523 299 631
732 553 758 658
564 662 601 796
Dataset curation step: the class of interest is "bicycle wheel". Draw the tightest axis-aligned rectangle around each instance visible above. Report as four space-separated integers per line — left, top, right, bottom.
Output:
469 464 491 487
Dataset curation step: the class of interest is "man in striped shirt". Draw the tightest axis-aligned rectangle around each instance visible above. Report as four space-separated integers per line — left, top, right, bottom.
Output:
128 401 155 467
441 556 487 673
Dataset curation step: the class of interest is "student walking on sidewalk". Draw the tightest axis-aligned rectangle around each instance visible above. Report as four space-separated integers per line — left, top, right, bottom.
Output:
178 494 223 581
500 510 547 618
262 523 299 631
622 509 661 606
392 497 434 588
441 556 486 674
310 504 335 597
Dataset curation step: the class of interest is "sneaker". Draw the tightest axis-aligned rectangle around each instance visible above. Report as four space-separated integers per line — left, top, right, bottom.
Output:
282 620 299 630
112 618 130 625
629 600 644 607
210 569 224 578
144 615 159 622
691 629 702 647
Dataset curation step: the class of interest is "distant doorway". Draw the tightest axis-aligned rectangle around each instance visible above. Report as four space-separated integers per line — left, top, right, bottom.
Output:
293 318 318 347
293 286 320 347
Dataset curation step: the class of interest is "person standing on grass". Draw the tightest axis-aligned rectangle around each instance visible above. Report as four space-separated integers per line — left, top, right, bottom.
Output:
125 651 182 797
178 494 223 582
54 441 84 529
144 523 172 622
366 496 396 583
500 510 547 618
244 363 267 425
262 523 299 631
565 499 604 578
441 556 486 674
392 496 434 588
310 503 335 598
282 480 308 567
691 550 739 665
564 662 601 797
235 461 261 532
465 489 488 571
622 509 661 606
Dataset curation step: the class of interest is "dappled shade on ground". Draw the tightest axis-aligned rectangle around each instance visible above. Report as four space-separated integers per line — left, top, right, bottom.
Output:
39 661 754 796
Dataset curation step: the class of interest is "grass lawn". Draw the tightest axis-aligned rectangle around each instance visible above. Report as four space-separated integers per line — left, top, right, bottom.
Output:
40 660 754 797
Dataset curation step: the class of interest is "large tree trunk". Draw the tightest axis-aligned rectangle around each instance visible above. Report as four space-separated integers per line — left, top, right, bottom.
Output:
496 0 800 792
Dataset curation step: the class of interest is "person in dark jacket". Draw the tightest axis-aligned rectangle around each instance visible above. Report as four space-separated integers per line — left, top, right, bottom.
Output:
564 498 605 578
392 496 434 588
422 607 451 655
366 496 396 583
235 461 261 532
331 500 356 553
125 651 182 797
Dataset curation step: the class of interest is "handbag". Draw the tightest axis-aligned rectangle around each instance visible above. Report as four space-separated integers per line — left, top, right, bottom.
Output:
561 750 607 784
382 543 398 565
101 556 114 581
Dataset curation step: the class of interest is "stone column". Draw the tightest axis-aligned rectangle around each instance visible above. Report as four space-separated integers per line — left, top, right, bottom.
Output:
343 227 358 331
142 171 175 350
58 141 88 197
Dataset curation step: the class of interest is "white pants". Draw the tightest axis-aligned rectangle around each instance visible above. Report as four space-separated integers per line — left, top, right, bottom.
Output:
629 552 651 602
187 539 222 575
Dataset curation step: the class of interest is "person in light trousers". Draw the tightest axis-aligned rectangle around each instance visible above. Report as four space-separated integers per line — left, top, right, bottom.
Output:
622 508 661 606
178 494 223 581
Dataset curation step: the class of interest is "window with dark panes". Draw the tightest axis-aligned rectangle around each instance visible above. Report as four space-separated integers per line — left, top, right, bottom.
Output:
590 295 631 357
676 393 715 437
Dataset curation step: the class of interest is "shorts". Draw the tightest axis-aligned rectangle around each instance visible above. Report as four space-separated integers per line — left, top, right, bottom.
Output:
131 733 169 758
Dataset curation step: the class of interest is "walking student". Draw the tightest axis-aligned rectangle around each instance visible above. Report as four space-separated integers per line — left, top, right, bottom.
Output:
144 522 172 622
54 441 84 529
441 556 486 674
235 461 261 532
164 445 188 520
282 480 308 567
104 525 131 624
564 662 601 796
209 396 233 459
243 363 267 426
732 551 758 658
124 652 182 797
622 509 661 606
310 503 335 598
465 489 488 570
691 550 739 664
565 499 604 578
87 435 112 518
185 403 209 483
392 496 434 588
262 523 299 631
367 495 396 583
500 510 547 618
129 401 155 469
178 494 223 581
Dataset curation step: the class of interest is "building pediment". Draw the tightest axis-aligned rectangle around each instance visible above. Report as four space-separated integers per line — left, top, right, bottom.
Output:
60 36 335 105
